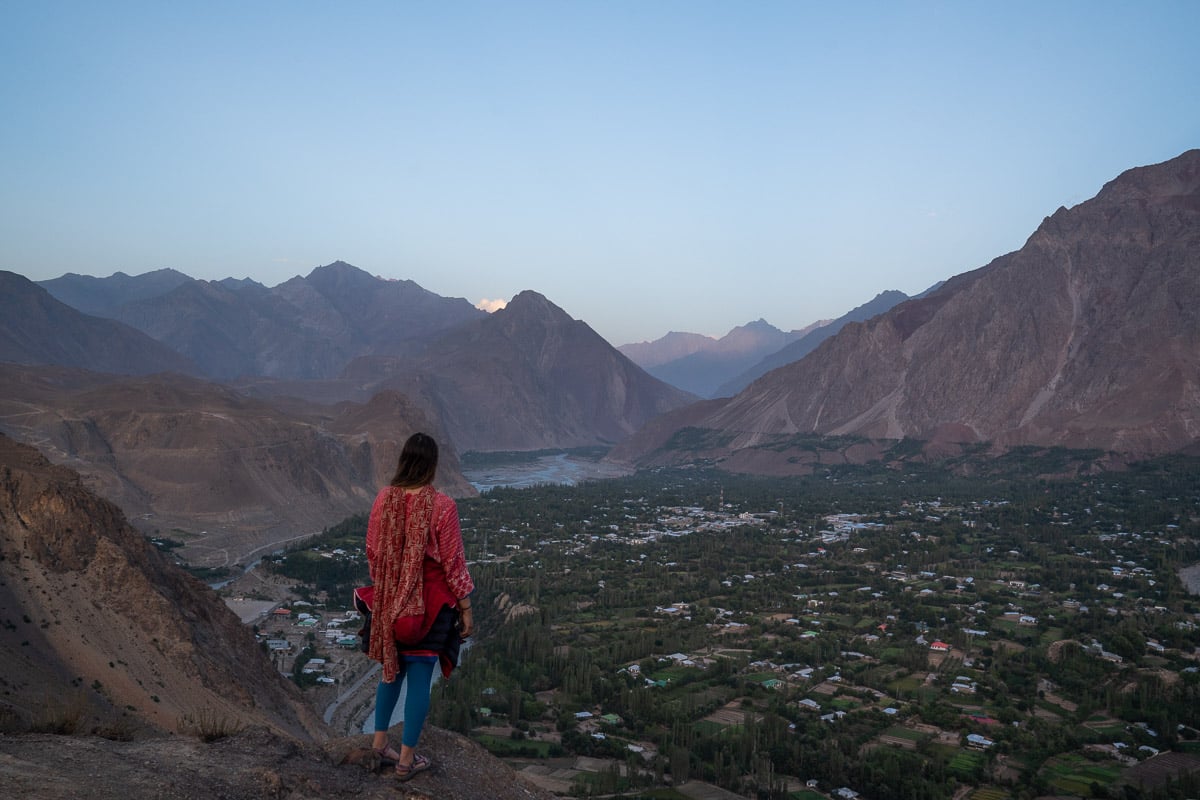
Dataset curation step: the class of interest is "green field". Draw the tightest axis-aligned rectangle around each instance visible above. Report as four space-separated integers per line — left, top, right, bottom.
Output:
948 750 985 778
882 725 927 743
1083 719 1127 737
692 720 728 737
970 787 1009 800
1040 753 1123 796
649 665 700 683
473 734 557 758
1039 627 1065 645
888 674 924 694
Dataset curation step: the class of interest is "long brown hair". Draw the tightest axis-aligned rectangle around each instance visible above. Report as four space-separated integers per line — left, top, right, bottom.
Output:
389 432 438 488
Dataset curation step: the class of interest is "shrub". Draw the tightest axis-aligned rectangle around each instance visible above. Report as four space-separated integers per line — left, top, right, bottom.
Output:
179 708 246 742
29 690 87 734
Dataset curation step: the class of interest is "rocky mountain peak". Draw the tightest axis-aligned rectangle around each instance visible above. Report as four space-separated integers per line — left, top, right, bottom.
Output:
305 260 394 298
308 259 364 275
1026 148 1200 247
501 289 564 320
1096 147 1200 202
485 291 580 343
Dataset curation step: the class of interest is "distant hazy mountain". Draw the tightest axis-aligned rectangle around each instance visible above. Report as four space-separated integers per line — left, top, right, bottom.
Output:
112 278 325 379
39 267 193 317
216 276 266 291
0 271 198 375
621 319 828 399
618 331 717 368
39 261 486 380
715 290 909 397
344 290 698 452
613 149 1200 467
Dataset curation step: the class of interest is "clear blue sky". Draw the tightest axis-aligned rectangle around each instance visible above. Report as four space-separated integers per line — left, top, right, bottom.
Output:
2 1 1197 346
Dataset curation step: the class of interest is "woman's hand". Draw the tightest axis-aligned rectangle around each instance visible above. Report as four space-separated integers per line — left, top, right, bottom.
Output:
457 605 474 639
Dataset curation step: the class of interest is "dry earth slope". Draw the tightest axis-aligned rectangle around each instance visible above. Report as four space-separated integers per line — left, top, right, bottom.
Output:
0 365 473 566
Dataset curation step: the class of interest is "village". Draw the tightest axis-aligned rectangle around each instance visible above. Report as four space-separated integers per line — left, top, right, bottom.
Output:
232 463 1200 799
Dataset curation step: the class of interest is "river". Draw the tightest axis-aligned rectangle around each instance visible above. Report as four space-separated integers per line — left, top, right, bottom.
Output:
463 452 631 492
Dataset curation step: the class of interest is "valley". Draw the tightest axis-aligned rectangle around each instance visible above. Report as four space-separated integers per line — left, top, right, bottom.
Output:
245 453 1200 799
1 149 1199 798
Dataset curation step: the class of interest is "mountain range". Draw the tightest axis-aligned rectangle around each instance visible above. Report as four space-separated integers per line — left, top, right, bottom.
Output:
0 362 467 565
3 263 695 544
612 148 1200 469
2 148 1199 795
620 319 826 398
29 262 695 452
3 149 1199 547
714 290 911 397
41 261 487 380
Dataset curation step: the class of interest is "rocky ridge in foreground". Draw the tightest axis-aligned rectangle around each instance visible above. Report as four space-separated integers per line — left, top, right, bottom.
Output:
0 726 556 800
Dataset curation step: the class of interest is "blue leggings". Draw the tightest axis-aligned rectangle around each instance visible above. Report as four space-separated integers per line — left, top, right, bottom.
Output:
373 658 436 747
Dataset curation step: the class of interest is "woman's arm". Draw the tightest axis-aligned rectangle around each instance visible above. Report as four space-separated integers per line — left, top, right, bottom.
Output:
433 494 476 637
432 495 475 599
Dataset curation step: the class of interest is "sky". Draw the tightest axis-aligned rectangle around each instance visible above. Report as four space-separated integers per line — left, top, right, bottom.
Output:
2 2 1198 346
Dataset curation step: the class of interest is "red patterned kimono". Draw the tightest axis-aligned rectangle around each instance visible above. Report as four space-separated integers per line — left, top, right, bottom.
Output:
365 485 474 683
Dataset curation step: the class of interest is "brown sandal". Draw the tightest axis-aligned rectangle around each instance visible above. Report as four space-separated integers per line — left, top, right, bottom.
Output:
395 753 432 781
372 742 400 767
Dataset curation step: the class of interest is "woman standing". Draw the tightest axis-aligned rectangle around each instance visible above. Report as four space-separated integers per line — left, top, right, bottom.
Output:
366 432 474 781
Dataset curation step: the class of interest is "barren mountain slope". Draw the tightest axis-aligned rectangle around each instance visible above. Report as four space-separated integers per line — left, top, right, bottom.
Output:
0 271 197 376
715 290 909 397
619 149 1200 466
345 290 698 453
0 365 469 565
0 434 326 739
